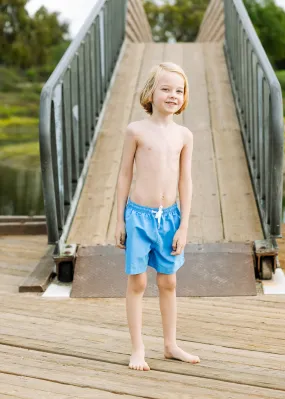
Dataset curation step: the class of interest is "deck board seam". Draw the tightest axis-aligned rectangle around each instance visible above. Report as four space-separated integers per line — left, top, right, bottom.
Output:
0 371 149 398
105 43 147 242
1 355 285 394
203 43 225 240
1 333 285 357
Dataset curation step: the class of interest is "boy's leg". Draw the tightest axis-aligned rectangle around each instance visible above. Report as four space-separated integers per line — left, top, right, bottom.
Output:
126 272 150 371
157 272 200 364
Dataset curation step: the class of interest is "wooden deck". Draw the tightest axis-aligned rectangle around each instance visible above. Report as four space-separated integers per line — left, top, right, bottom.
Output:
0 235 48 295
1 234 285 397
67 41 263 246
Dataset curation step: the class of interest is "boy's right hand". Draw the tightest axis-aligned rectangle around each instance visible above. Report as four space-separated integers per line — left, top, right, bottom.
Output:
115 221 126 249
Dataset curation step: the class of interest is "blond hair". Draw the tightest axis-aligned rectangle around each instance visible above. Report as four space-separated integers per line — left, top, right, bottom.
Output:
140 62 189 115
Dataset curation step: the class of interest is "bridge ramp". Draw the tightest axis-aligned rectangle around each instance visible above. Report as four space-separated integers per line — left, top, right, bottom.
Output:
67 41 263 246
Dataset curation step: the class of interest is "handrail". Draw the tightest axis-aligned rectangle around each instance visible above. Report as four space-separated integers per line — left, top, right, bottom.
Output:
39 0 127 252
223 0 284 238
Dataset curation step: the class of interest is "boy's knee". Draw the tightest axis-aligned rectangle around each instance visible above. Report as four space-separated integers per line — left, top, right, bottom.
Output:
128 273 147 294
157 274 176 291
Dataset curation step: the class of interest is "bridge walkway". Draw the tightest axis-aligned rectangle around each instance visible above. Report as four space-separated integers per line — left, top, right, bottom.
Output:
66 41 263 246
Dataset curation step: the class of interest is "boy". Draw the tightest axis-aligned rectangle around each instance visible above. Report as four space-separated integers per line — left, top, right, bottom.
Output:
115 62 200 371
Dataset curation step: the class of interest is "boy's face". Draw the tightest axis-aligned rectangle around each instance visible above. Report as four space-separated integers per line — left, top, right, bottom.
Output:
151 70 185 115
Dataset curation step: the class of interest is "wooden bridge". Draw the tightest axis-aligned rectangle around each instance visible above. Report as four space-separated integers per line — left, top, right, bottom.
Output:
1 0 285 397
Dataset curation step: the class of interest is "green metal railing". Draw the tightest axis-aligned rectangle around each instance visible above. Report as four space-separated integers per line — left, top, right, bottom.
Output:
223 0 284 239
39 0 127 252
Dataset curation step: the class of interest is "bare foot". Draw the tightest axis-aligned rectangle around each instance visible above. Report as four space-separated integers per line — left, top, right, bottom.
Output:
164 345 200 364
129 348 150 371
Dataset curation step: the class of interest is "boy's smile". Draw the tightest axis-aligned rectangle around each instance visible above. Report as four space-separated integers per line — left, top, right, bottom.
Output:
152 70 185 115
152 71 184 114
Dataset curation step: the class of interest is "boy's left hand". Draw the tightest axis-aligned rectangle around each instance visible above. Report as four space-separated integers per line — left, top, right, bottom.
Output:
171 227 187 255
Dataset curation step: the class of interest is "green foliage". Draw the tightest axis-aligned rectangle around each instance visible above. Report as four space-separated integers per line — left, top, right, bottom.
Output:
0 114 39 168
276 70 285 115
0 67 24 92
143 0 209 42
243 0 285 69
0 1 70 172
0 104 38 118
0 1 70 69
276 70 285 91
0 141 40 169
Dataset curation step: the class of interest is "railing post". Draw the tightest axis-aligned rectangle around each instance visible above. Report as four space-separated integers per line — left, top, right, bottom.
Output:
39 89 60 244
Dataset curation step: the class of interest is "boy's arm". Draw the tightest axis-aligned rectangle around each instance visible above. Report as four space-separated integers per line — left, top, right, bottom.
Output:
116 124 137 223
178 128 193 231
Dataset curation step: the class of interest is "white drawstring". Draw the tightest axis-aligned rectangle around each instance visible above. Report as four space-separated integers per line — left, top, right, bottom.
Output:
152 205 163 228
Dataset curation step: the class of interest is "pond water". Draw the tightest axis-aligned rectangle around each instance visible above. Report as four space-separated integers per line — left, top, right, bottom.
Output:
0 163 44 215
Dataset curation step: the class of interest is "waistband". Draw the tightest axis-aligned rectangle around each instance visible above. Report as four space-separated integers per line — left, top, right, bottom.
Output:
126 198 178 215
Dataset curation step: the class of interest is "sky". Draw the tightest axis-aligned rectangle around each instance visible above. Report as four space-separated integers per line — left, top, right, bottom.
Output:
26 0 100 37
26 0 285 38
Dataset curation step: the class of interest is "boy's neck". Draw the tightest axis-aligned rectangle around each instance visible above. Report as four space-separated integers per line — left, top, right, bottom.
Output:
148 112 174 128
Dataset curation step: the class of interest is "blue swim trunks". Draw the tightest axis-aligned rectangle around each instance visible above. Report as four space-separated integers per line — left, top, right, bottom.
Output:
124 199 185 275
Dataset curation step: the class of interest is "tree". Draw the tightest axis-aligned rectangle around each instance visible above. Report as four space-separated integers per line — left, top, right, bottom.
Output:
243 0 285 69
143 0 209 42
0 0 70 69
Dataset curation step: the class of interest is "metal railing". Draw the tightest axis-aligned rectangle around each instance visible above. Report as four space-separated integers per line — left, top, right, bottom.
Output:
223 0 284 239
39 0 127 252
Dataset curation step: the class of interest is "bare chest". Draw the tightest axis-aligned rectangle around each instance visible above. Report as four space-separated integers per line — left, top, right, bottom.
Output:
136 136 182 161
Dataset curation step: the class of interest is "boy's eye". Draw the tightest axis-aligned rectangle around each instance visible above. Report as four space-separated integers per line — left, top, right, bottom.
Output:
177 90 183 94
162 88 168 91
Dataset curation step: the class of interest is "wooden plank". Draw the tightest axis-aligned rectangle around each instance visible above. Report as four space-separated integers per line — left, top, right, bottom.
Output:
126 0 152 43
198 0 220 35
19 245 55 293
276 224 285 273
0 235 47 253
2 294 285 353
198 1 224 42
0 235 48 294
126 13 142 42
126 24 139 43
164 43 184 126
197 0 224 42
130 0 153 42
131 43 165 122
67 43 145 245
1 291 285 395
4 296 285 328
0 373 138 399
1 315 285 386
4 292 285 327
2 302 285 351
182 43 223 243
0 222 46 235
1 344 285 398
204 42 263 242
127 1 145 42
2 301 285 355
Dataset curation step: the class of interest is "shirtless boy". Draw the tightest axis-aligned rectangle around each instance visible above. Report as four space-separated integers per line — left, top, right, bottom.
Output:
115 62 200 371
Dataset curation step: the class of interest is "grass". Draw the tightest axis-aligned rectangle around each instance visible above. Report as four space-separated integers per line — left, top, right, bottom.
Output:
0 141 40 169
0 107 40 168
0 67 42 170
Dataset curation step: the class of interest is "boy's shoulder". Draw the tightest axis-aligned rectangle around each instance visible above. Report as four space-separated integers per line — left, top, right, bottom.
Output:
126 120 146 133
175 123 193 143
127 119 145 136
